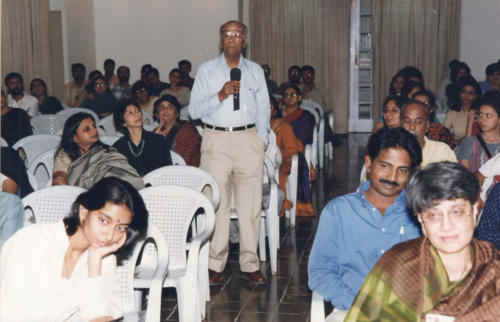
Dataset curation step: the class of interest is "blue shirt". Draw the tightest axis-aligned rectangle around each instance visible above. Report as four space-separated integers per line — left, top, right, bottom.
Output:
307 181 421 309
188 54 270 144
480 80 494 95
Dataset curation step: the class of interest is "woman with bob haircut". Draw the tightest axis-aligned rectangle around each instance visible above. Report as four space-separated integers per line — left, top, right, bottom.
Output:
112 98 172 176
131 80 158 116
346 162 500 321
52 112 144 190
0 177 148 321
152 95 200 167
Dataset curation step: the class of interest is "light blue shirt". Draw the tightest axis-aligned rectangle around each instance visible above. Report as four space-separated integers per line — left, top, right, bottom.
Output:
188 54 270 144
307 181 421 309
0 192 24 246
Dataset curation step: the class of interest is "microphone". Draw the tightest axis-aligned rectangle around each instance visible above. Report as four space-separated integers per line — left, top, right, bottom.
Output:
230 68 241 111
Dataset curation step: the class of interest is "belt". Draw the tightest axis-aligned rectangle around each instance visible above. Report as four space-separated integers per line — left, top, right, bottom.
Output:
204 123 255 132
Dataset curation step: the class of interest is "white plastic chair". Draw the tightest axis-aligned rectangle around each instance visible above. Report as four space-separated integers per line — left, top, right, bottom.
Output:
30 115 67 135
311 291 326 322
142 110 155 125
142 165 220 317
100 135 122 146
302 99 326 169
137 185 215 322
285 154 299 228
12 134 60 168
170 151 186 165
1 137 9 147
22 185 85 224
57 107 99 123
143 123 159 132
28 148 56 189
301 104 320 170
98 115 119 136
325 112 334 160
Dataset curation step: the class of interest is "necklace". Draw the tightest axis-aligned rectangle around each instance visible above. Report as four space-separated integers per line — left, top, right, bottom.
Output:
127 138 145 157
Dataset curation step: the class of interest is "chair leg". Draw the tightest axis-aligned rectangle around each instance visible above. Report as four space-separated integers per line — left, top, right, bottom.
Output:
134 290 143 312
258 217 266 262
177 281 201 322
198 241 209 319
266 210 278 275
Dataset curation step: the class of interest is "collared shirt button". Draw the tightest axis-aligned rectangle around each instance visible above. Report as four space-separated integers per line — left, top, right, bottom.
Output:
381 227 386 232
381 249 385 254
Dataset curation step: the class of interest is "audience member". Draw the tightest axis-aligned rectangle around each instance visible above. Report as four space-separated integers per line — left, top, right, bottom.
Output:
435 59 459 112
262 64 279 95
110 65 131 100
445 61 471 109
443 75 481 140
140 64 153 82
81 75 117 118
400 79 424 99
479 62 500 94
5 72 39 117
476 183 500 250
281 84 315 215
30 78 63 114
397 66 424 85
103 58 119 85
308 127 422 321
145 68 169 97
457 92 500 172
388 73 405 96
153 95 200 167
476 151 500 205
159 68 190 108
372 95 408 132
412 90 458 148
52 112 143 190
346 162 500 321
131 80 158 116
400 100 457 168
178 59 195 90
278 65 302 94
0 192 24 246
62 63 87 107
1 146 34 197
1 90 33 146
299 65 327 109
189 20 270 284
112 99 172 176
0 177 148 321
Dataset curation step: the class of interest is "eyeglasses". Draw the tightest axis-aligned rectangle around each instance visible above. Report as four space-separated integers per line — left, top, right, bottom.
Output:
135 88 147 94
421 210 472 224
95 82 106 88
478 112 496 119
284 93 298 98
289 71 301 76
460 89 476 96
221 31 246 40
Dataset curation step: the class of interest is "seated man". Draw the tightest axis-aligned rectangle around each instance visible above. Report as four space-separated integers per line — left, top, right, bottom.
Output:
62 63 87 107
346 162 500 321
401 99 457 168
278 65 302 94
479 62 500 94
5 72 38 117
308 127 422 321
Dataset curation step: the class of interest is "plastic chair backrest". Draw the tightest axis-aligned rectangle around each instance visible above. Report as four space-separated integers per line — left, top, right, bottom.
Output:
170 151 186 165
142 111 155 125
143 165 220 210
30 115 68 135
139 185 214 271
28 148 56 189
1 137 8 147
100 135 122 146
57 107 99 124
22 185 86 223
98 115 118 136
12 134 61 168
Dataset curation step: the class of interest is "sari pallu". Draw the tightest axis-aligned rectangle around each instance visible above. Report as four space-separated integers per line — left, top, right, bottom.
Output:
66 144 144 190
345 237 500 321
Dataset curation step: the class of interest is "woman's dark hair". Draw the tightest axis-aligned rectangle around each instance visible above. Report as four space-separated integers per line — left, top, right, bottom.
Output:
400 80 425 98
477 90 500 117
113 98 142 135
282 84 302 95
302 65 315 75
412 90 436 108
448 75 481 112
382 95 409 113
153 94 182 122
88 70 103 81
397 66 423 84
30 78 48 95
169 68 181 77
367 127 422 171
406 162 479 216
58 112 102 161
449 62 470 82
85 74 109 95
270 95 282 118
64 177 148 264
131 80 150 100
388 73 406 95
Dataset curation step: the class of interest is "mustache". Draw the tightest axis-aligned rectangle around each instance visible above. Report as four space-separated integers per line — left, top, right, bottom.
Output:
379 179 399 187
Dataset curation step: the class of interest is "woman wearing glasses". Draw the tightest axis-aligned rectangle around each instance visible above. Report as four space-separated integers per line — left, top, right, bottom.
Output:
346 162 500 321
81 75 117 119
131 80 158 116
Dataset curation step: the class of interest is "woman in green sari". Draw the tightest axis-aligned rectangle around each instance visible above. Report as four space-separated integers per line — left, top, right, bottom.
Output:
346 162 500 321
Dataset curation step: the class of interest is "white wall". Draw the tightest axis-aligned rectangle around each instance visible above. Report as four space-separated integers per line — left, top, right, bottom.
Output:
92 0 238 83
459 0 500 80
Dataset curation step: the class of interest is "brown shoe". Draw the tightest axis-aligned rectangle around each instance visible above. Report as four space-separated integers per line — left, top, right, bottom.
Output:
209 269 223 284
241 270 266 284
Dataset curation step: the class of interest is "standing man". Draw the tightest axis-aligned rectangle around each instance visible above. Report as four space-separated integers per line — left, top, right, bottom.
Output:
110 65 131 100
5 73 38 117
178 59 195 90
189 20 270 283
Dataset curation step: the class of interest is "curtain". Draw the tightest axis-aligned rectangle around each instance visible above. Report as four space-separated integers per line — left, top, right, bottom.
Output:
249 0 351 133
371 0 460 120
1 0 52 93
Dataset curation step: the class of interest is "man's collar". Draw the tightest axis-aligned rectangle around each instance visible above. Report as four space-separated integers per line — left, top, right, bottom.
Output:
219 53 244 69
360 180 407 204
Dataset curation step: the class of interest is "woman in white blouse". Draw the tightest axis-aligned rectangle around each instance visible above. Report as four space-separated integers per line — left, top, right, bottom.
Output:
0 177 148 321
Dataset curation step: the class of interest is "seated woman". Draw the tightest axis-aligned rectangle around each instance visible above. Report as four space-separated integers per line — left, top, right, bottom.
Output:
388 72 405 96
400 79 424 99
445 62 471 109
270 95 303 213
131 80 158 117
1 146 34 197
152 95 200 167
30 78 63 114
112 99 172 176
346 162 500 321
1 90 33 146
443 75 481 141
52 112 143 190
372 95 408 132
159 68 191 108
458 92 500 173
0 177 148 321
281 84 315 216
81 75 117 118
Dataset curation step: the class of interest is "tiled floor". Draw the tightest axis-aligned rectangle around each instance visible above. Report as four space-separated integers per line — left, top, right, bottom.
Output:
159 134 370 321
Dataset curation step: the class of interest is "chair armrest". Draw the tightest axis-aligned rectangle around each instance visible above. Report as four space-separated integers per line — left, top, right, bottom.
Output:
311 290 326 322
